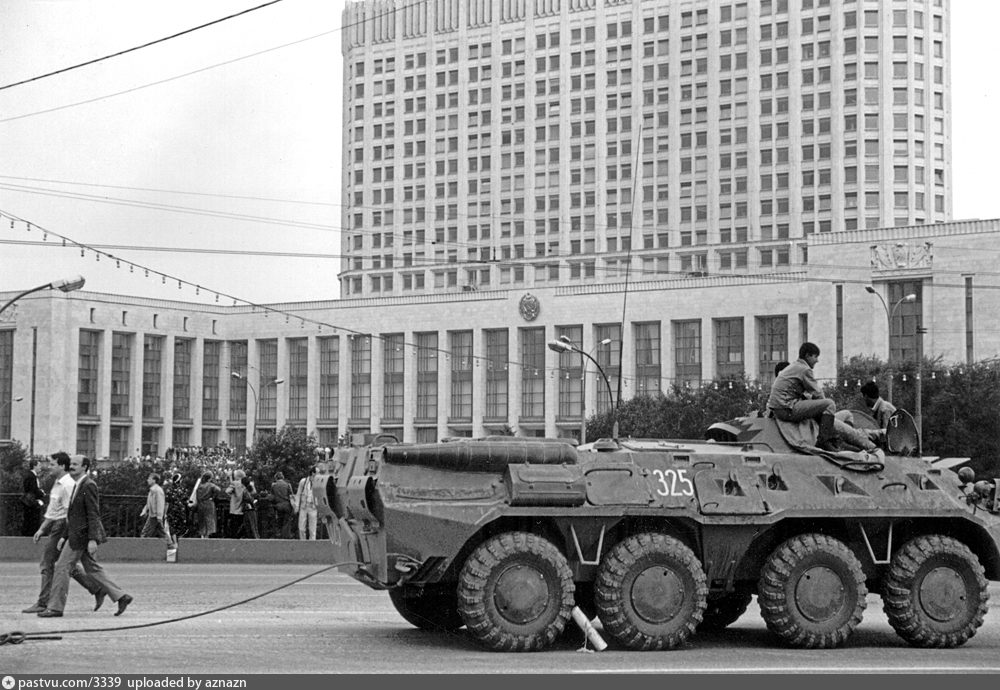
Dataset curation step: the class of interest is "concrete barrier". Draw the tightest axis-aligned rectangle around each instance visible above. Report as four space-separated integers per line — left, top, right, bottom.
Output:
177 538 332 564
1 536 166 562
0 536 332 564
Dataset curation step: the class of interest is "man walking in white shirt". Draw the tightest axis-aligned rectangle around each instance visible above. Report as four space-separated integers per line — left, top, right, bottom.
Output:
295 466 318 540
22 452 106 614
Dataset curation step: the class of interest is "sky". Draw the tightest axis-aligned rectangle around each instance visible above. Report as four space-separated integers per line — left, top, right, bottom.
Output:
0 0 997 306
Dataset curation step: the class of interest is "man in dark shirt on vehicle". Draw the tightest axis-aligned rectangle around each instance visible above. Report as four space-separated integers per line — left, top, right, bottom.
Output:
768 343 881 455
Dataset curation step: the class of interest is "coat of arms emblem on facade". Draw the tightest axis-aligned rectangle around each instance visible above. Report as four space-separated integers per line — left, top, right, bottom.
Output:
518 293 540 322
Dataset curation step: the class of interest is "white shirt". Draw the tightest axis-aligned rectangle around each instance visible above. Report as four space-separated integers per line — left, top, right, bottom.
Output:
297 476 316 510
43 473 76 521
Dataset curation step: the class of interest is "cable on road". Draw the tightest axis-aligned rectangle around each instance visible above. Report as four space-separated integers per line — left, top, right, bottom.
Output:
0 560 361 645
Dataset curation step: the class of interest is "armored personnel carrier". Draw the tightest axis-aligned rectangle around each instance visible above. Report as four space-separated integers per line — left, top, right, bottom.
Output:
314 413 1000 652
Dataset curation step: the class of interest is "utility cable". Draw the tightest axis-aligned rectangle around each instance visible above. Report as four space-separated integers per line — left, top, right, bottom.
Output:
0 0 429 124
0 0 286 92
0 174 341 207
0 560 361 645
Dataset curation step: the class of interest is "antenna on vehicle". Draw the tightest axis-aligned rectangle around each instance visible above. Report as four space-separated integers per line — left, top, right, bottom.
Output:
611 119 645 437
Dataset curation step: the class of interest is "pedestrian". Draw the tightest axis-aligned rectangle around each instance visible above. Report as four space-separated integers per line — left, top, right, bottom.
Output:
295 466 318 540
270 471 295 539
164 472 190 545
225 470 248 538
39 454 133 618
21 458 47 536
191 471 221 539
240 475 260 539
139 473 171 546
22 452 107 615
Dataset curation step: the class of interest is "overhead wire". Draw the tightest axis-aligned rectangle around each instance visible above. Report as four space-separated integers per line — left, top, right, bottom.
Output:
0 0 287 92
0 0 430 124
0 174 341 207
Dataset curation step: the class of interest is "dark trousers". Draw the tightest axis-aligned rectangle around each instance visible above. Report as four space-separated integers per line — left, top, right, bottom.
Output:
22 505 42 536
275 505 294 539
36 520 101 607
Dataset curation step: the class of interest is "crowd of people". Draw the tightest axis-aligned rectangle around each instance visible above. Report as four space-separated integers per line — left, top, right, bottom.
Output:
18 445 326 545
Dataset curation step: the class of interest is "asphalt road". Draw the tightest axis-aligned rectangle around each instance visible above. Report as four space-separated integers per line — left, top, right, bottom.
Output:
2 563 999 675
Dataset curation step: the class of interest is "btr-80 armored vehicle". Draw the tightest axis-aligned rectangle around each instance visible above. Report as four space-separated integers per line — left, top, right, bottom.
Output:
313 412 1000 652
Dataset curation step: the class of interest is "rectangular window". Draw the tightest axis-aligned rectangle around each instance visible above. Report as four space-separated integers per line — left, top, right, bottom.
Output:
757 316 788 385
174 338 194 416
634 322 661 397
714 318 744 379
111 333 132 418
416 332 438 421
76 424 97 458
0 330 13 438
109 426 128 461
202 340 221 422
319 337 340 421
485 329 509 420
257 339 278 422
520 328 545 419
555 326 583 419
965 277 974 364
142 336 163 419
889 280 923 363
78 330 101 417
449 331 473 420
382 334 404 423
350 335 372 421
229 341 248 422
674 320 702 388
288 338 309 422
595 324 622 415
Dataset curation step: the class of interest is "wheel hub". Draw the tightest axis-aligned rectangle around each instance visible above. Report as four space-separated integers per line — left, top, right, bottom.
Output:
630 565 684 624
494 564 549 624
794 566 845 622
918 566 966 623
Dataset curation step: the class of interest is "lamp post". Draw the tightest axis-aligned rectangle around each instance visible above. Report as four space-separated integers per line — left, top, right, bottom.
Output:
865 286 916 404
1 396 23 436
0 275 86 317
231 372 284 442
548 338 618 439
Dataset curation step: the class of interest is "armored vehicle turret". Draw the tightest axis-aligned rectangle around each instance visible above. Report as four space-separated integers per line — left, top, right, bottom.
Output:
314 414 1000 652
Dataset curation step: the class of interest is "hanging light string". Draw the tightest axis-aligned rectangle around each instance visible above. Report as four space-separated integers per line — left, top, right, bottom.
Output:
0 209 957 393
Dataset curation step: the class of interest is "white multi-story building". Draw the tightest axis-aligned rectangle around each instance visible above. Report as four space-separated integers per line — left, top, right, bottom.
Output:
339 0 951 298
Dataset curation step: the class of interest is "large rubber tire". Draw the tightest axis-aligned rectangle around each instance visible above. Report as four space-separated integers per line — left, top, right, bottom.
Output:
698 591 753 632
388 584 464 632
457 532 575 652
595 533 708 650
882 534 989 648
758 533 867 648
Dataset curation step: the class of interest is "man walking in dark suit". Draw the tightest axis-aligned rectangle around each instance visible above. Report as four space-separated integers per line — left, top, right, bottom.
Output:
39 455 134 618
22 452 107 614
21 458 46 536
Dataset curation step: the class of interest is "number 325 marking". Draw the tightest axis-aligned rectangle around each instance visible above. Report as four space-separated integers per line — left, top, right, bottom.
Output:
651 469 694 497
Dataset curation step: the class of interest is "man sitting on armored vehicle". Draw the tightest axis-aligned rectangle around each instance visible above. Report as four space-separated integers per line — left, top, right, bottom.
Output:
767 342 880 455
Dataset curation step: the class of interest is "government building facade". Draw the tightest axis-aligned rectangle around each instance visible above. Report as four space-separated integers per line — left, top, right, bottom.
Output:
4 0 993 460
2 219 999 459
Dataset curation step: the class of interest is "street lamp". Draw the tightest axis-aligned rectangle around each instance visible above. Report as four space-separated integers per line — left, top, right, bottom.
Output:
548 338 618 439
865 286 916 404
231 372 284 439
0 275 86 316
